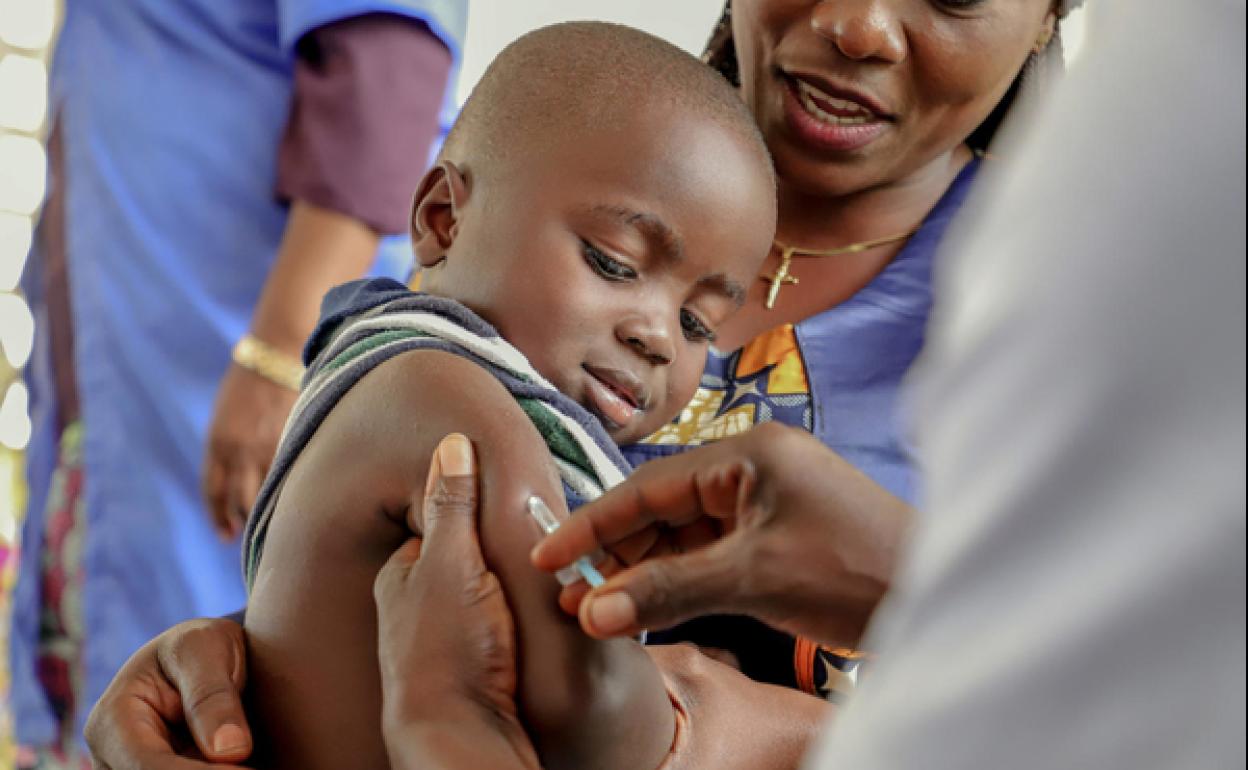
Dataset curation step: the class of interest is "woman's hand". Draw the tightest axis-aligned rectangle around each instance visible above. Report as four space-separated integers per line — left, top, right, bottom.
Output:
202 200 381 540
531 422 912 649
648 643 831 770
203 363 298 540
83 433 538 770
375 433 540 770
84 617 253 769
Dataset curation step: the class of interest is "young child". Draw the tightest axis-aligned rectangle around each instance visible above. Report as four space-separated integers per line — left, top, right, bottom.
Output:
240 21 783 770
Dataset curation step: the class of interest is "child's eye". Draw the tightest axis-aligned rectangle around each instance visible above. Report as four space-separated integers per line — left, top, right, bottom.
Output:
582 241 637 281
932 0 987 11
680 309 715 343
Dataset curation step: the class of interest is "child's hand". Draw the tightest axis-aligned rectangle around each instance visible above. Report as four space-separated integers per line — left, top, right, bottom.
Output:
374 433 540 770
531 422 913 650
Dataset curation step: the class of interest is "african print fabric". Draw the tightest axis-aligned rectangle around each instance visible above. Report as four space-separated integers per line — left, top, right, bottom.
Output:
642 324 813 447
17 422 90 770
637 326 859 702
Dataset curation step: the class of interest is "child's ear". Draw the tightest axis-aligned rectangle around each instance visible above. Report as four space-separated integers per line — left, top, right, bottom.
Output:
411 161 469 269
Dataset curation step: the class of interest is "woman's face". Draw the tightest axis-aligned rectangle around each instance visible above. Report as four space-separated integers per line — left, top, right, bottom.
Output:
732 0 1055 197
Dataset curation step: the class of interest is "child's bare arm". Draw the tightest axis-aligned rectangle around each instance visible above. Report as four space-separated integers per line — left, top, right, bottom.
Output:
243 349 674 770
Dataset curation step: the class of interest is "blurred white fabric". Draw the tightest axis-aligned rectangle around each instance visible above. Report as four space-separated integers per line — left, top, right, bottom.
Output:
807 1 1247 768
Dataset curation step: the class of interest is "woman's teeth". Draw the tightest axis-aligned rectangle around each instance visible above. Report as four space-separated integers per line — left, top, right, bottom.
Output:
796 80 876 126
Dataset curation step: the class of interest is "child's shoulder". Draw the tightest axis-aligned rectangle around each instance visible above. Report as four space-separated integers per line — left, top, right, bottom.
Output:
301 276 550 478
306 278 498 368
243 345 548 588
243 280 547 586
242 277 632 585
304 278 630 487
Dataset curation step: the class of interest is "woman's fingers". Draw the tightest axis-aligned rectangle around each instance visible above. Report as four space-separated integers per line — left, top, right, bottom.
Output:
531 452 746 571
545 423 907 646
84 617 253 767
375 536 425 602
202 364 297 541
534 447 758 628
577 536 745 638
202 457 233 540
154 619 253 763
203 448 264 542
220 463 250 542
529 479 673 569
648 644 830 770
554 548 630 615
234 460 264 535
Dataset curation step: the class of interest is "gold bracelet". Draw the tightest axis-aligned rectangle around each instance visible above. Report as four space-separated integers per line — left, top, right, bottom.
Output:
232 334 305 392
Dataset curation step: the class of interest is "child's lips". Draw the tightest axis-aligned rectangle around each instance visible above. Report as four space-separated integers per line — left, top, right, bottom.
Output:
583 365 647 430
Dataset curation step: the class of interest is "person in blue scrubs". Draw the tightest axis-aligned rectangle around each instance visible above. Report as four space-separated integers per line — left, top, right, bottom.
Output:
11 2 466 765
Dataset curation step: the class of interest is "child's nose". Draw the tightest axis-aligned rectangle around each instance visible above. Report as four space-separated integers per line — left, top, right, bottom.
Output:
616 315 675 366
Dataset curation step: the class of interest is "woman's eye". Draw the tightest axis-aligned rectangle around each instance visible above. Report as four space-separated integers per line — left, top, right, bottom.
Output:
680 309 715 343
582 242 637 281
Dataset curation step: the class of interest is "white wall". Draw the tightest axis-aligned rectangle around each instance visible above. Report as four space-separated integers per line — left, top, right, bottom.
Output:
455 0 726 105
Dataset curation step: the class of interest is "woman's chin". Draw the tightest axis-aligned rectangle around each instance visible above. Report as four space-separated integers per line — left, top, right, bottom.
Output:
771 144 888 201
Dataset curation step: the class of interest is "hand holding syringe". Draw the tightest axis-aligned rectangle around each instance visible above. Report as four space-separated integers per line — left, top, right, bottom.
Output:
526 495 605 588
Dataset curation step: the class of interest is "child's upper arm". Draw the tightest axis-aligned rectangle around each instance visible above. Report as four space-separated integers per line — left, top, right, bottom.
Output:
245 349 674 770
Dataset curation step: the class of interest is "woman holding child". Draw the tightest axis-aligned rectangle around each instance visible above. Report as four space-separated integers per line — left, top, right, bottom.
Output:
83 0 1080 767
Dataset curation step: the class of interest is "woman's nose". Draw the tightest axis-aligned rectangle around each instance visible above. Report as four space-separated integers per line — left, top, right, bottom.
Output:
617 315 675 366
810 0 907 64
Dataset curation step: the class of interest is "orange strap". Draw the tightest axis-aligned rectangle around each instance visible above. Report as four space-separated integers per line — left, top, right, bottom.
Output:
793 636 819 694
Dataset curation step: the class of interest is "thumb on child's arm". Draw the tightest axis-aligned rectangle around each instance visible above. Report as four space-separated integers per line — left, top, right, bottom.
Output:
418 433 483 569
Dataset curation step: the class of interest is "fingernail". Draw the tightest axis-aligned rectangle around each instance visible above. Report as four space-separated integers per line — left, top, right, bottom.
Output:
437 433 474 476
587 592 637 635
212 723 249 756
424 446 443 498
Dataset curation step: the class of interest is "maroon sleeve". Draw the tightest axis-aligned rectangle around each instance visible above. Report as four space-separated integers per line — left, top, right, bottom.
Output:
276 13 453 234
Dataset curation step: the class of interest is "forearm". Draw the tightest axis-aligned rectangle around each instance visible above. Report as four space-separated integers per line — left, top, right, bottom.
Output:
247 200 378 353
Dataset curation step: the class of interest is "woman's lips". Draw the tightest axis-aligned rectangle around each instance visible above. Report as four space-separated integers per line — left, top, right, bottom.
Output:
781 75 890 153
583 366 643 430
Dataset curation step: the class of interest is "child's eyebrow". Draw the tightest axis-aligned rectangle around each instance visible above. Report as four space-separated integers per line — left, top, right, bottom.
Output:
580 203 746 305
581 203 683 262
701 274 748 307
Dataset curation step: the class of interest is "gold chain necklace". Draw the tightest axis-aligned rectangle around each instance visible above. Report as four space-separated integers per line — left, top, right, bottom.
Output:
762 230 917 309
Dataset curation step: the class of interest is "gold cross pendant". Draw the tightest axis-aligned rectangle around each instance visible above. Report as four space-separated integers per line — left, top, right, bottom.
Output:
763 247 799 309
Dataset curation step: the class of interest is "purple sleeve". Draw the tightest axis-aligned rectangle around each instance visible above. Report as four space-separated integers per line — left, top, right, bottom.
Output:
276 13 453 234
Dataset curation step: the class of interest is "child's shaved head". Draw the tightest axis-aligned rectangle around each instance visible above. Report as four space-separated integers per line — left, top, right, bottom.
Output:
441 21 773 188
415 20 777 444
